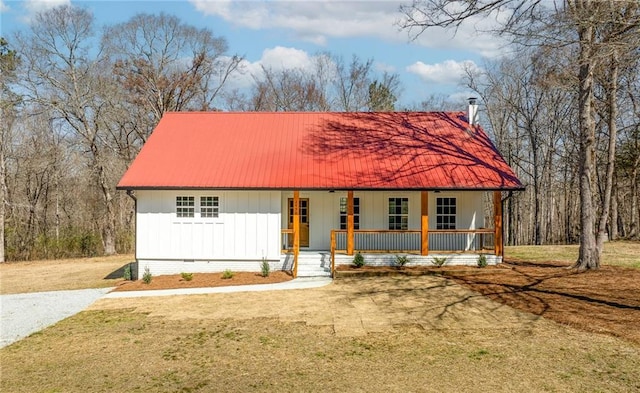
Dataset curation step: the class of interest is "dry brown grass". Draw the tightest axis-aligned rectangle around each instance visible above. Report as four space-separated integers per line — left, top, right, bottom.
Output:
0 255 132 294
1 243 639 392
505 240 640 268
1 276 639 393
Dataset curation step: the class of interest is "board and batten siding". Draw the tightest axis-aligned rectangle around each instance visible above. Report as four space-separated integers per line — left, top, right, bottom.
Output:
136 190 281 276
135 189 488 276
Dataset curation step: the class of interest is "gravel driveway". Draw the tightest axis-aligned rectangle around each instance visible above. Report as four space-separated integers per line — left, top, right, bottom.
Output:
0 288 112 348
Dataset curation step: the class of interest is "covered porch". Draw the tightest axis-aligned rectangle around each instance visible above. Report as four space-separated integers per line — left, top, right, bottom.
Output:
281 190 504 277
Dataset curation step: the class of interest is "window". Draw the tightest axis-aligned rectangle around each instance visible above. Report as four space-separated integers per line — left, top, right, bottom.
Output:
436 197 456 229
176 196 194 218
339 197 360 230
388 197 408 230
200 196 219 218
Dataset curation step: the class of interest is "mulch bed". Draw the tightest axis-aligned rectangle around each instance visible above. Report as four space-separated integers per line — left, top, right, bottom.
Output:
113 271 293 292
335 264 506 277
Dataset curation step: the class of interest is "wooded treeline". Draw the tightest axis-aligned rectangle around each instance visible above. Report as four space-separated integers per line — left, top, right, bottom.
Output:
1 3 638 263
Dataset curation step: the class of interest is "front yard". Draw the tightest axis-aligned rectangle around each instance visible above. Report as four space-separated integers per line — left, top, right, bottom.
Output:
0 242 638 392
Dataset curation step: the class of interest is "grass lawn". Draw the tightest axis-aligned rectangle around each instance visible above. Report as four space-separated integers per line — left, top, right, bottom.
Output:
0 241 638 392
505 240 640 268
2 275 640 393
0 255 133 294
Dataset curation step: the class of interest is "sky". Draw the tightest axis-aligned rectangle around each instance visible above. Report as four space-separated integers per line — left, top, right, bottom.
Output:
0 0 508 108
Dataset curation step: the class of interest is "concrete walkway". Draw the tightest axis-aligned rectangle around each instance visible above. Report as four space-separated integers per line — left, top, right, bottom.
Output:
0 278 332 348
102 277 333 298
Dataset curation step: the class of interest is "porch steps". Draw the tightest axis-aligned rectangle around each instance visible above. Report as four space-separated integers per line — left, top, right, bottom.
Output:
296 252 332 277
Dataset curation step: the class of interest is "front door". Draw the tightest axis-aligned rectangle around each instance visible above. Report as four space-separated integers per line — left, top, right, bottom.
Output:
288 198 310 247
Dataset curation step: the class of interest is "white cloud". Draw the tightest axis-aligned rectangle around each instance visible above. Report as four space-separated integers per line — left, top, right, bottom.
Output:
19 0 69 22
24 0 69 13
0 1 9 13
406 60 481 85
191 1 400 45
259 46 314 70
226 46 319 90
190 0 506 57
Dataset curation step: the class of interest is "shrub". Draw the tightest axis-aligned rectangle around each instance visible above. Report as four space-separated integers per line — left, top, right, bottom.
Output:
353 252 365 268
395 255 410 268
222 269 234 279
260 258 271 277
142 266 153 284
180 272 193 281
477 254 488 268
123 264 132 281
432 256 447 267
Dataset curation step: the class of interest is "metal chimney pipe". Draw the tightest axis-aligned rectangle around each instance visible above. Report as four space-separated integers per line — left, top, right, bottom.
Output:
468 97 478 126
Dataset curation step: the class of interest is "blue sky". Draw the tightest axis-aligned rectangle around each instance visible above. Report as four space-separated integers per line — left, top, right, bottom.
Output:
0 0 507 108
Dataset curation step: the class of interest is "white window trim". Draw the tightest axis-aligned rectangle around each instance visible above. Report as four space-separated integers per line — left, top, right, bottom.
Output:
174 195 222 222
199 196 220 219
388 197 409 230
176 196 195 218
436 197 457 230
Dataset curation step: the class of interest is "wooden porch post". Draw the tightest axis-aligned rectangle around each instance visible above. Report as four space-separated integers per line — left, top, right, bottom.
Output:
421 191 429 255
494 191 503 257
347 191 354 255
293 190 300 277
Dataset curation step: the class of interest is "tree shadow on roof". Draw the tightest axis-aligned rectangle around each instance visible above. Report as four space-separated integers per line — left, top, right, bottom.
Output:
302 112 523 189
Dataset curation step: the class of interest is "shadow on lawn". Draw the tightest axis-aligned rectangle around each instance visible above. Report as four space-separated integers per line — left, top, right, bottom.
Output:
340 261 640 343
446 261 640 343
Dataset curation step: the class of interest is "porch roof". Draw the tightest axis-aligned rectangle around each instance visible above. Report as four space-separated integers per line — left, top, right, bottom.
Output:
117 111 524 191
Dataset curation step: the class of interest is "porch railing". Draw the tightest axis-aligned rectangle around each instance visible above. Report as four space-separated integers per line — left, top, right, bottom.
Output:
281 229 293 253
330 229 496 276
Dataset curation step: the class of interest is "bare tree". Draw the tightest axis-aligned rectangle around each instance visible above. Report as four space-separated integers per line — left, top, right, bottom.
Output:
399 0 640 269
333 55 374 111
251 65 329 111
1 37 20 263
102 13 242 142
15 5 120 254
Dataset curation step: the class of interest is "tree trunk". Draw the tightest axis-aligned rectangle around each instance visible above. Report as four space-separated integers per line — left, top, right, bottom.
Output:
631 164 639 239
574 11 599 270
596 50 618 256
91 145 117 255
610 172 618 241
0 140 5 263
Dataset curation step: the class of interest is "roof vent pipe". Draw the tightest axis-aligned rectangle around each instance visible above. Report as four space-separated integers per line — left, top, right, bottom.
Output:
468 97 478 126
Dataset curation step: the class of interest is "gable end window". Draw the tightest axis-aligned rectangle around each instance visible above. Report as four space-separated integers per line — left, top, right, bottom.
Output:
201 196 219 218
176 196 195 218
339 197 360 230
436 197 456 229
388 197 408 230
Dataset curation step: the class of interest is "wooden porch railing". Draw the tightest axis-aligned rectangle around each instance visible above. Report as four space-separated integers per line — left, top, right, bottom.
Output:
330 229 496 277
281 229 294 253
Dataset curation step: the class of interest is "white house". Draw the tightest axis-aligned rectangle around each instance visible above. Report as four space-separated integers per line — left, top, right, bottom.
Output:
117 105 523 278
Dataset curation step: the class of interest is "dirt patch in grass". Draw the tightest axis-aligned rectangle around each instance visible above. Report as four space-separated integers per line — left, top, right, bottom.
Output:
114 271 292 291
446 258 640 344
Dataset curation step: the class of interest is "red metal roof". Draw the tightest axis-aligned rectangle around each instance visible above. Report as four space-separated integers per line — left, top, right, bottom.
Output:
117 111 523 190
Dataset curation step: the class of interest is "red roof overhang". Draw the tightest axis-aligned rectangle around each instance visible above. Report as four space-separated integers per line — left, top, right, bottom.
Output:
117 112 524 191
